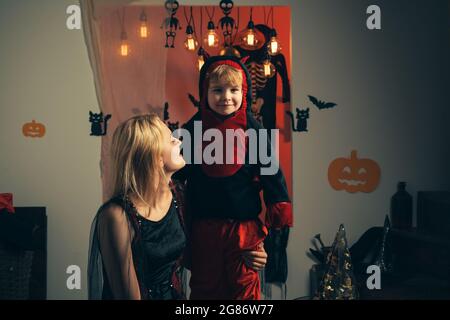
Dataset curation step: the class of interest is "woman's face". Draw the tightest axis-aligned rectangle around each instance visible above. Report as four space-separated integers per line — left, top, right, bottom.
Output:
161 124 185 173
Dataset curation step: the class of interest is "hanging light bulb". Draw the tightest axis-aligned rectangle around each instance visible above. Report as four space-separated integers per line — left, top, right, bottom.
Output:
262 58 276 78
243 20 257 47
184 25 198 51
139 9 148 38
198 55 205 71
269 37 279 54
219 45 241 57
204 21 219 48
120 30 129 56
239 8 260 48
197 47 209 71
185 34 198 51
237 11 264 50
268 29 281 55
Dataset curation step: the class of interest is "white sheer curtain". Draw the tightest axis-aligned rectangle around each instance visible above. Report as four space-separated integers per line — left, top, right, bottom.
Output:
80 0 168 200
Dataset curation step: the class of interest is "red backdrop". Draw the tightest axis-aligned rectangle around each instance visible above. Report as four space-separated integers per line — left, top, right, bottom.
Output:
90 5 292 201
165 6 292 198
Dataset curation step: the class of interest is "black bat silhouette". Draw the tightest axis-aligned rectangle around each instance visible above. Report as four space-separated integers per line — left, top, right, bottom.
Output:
308 95 337 110
188 93 200 108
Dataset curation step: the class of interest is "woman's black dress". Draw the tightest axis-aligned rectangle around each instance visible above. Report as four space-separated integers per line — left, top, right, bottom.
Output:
101 194 186 300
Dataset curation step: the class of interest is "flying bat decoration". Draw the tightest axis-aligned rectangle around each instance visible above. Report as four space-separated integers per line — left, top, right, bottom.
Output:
188 93 200 108
308 95 337 110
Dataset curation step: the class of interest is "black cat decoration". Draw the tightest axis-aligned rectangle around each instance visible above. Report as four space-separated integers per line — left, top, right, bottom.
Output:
164 102 170 122
89 111 111 136
163 102 180 132
167 121 179 132
287 95 338 133
308 95 337 110
286 108 309 132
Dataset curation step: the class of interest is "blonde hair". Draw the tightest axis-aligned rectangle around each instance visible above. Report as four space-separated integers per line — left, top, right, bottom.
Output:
110 114 167 208
208 64 243 87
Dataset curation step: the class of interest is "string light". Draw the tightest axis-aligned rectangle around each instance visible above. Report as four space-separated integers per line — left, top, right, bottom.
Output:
219 45 241 57
184 25 199 51
197 47 209 71
262 57 276 78
139 9 148 38
268 35 280 55
120 31 129 56
238 7 263 50
115 5 283 59
198 55 205 70
205 21 219 48
204 7 219 48
118 8 129 56
267 7 281 55
244 8 258 47
183 7 199 51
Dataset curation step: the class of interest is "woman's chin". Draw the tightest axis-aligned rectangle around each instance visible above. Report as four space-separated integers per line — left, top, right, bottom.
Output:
170 158 186 173
177 158 186 169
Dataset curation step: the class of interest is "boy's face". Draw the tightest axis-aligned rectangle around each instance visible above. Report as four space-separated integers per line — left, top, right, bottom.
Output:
207 79 243 116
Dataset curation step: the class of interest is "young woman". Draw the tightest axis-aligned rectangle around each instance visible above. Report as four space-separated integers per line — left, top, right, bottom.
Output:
88 114 267 300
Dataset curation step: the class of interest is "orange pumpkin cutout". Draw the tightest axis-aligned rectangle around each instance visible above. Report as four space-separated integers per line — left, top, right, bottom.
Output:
22 120 46 138
328 150 380 193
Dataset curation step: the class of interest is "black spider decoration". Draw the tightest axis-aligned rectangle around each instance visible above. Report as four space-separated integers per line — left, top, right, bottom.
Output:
161 0 182 48
219 0 236 45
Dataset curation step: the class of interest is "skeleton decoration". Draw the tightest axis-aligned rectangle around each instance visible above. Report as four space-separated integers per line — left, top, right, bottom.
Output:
218 0 237 46
234 24 291 129
161 0 182 48
246 61 268 124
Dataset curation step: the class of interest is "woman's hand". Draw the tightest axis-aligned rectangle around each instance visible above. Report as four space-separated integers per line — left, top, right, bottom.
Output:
242 243 267 271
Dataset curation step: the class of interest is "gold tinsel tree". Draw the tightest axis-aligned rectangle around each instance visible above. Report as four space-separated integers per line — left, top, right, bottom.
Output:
315 224 359 300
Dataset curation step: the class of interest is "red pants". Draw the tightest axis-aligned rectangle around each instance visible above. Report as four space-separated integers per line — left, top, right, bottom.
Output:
189 219 267 300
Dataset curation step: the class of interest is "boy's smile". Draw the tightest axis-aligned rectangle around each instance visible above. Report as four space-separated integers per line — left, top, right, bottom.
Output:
207 80 243 116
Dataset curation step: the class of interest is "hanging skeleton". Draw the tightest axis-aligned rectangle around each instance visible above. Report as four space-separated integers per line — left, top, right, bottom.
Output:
161 0 182 48
246 61 268 124
218 0 237 46
234 24 290 129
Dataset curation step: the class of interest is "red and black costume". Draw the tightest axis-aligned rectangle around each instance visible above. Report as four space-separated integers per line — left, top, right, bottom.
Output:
174 55 293 300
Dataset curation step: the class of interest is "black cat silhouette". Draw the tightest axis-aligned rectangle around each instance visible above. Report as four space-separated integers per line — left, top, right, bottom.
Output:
164 102 170 121
168 121 179 132
286 108 309 132
89 111 111 136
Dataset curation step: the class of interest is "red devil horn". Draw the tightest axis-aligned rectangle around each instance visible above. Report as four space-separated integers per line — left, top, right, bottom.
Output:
240 56 250 64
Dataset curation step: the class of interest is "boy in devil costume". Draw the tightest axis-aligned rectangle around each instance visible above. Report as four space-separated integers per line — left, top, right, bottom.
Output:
174 55 292 300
